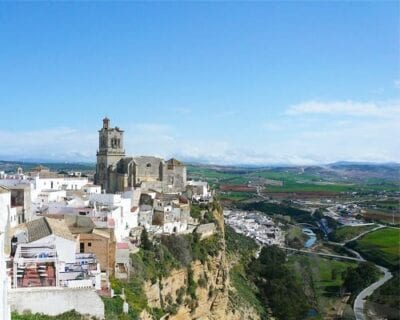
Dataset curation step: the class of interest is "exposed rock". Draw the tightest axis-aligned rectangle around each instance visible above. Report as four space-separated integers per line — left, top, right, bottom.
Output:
142 206 230 320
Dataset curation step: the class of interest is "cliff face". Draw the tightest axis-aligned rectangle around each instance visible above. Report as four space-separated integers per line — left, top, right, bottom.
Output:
141 206 229 320
140 204 261 320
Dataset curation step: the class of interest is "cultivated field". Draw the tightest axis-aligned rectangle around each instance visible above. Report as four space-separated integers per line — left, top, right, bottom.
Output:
348 228 400 270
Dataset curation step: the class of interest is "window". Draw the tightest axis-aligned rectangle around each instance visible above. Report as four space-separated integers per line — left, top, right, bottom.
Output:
88 242 92 247
146 163 151 168
80 242 85 253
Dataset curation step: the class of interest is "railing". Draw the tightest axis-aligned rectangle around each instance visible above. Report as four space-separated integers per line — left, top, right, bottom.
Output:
62 279 93 288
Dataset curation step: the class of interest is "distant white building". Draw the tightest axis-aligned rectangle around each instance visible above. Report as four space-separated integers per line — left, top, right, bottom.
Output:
0 169 90 224
187 181 212 202
82 185 101 194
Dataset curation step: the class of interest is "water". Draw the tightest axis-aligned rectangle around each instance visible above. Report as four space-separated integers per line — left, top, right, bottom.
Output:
303 228 317 248
307 308 319 318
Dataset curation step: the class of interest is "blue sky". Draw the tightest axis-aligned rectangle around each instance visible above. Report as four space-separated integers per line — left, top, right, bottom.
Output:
0 2 399 164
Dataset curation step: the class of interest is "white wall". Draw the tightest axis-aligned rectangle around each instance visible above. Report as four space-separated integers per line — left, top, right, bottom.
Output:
89 193 121 206
83 185 101 194
31 235 76 264
0 230 10 320
36 190 66 205
0 190 10 320
9 287 104 319
33 177 88 192
0 192 10 231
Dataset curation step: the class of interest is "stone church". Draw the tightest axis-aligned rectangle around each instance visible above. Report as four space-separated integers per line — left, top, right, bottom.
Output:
95 118 187 193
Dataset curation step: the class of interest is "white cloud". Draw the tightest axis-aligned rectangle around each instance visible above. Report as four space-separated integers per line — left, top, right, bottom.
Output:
0 110 398 165
0 128 97 162
286 100 400 117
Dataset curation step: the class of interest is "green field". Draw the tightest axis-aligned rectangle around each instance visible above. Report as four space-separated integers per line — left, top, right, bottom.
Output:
288 255 357 319
348 228 400 270
187 165 400 194
265 182 355 193
330 224 377 243
218 191 255 201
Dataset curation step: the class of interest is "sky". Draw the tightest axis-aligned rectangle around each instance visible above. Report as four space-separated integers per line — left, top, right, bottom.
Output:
0 2 399 165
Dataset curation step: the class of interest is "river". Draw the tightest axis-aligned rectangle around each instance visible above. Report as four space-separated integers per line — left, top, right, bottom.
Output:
302 228 317 248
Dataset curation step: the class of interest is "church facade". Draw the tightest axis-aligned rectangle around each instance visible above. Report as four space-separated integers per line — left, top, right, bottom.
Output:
95 118 187 193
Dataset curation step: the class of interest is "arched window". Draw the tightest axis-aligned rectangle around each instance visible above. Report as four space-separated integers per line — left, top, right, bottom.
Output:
146 163 151 168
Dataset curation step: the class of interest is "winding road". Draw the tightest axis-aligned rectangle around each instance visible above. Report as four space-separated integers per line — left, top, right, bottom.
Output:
328 225 393 320
353 265 393 320
289 224 393 319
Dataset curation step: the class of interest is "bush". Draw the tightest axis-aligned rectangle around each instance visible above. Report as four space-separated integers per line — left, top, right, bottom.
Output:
108 277 148 318
187 266 197 300
11 310 84 320
342 261 381 300
190 204 202 220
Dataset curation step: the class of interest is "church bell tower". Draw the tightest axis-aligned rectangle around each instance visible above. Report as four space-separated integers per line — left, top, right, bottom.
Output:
95 117 126 191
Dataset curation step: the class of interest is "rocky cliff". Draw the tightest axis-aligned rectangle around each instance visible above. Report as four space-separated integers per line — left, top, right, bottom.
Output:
134 203 261 320
140 204 229 320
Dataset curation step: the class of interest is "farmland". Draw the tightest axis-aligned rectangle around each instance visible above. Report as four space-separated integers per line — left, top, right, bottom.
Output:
329 224 377 243
347 228 400 270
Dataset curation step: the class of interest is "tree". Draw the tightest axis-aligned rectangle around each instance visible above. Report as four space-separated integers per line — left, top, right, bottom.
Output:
140 228 152 251
331 268 338 280
249 246 309 320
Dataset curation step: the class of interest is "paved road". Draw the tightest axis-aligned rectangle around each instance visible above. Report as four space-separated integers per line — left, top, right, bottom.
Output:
345 225 385 244
354 265 393 320
283 247 363 262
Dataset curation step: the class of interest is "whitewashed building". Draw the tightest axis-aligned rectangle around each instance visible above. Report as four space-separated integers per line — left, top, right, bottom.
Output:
0 187 11 320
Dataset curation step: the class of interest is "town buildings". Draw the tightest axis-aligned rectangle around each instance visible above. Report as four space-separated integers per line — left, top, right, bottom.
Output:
0 118 213 319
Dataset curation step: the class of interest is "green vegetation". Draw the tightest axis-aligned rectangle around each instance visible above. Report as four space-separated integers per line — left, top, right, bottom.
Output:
287 255 357 318
285 225 308 249
225 226 266 317
347 228 400 270
11 310 84 320
187 164 400 194
218 191 254 201
140 228 152 251
190 204 202 219
131 243 180 284
363 199 400 212
120 229 222 318
342 262 381 302
368 271 400 318
106 277 148 319
329 224 377 243
160 233 221 266
186 266 197 299
190 202 220 223
249 246 310 320
266 182 355 193
225 225 259 263
229 266 266 318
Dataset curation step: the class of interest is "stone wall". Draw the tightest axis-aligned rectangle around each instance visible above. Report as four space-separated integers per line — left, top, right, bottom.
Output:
9 287 104 319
